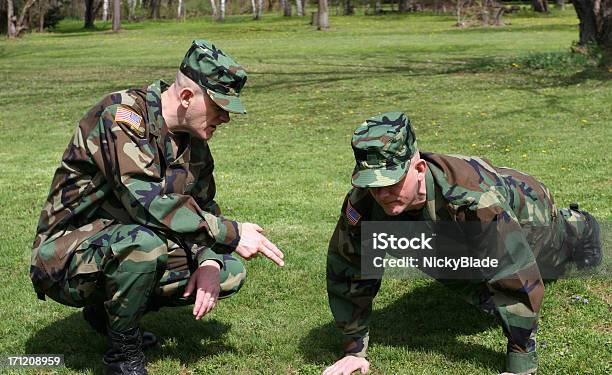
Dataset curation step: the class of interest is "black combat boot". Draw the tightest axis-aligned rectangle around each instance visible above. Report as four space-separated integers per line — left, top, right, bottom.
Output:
570 203 603 269
103 327 148 375
84 304 158 350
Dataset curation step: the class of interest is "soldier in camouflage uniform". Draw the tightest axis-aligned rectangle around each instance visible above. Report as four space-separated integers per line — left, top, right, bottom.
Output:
30 40 284 375
324 112 601 375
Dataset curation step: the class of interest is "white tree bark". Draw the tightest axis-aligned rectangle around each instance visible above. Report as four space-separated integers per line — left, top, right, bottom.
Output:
220 0 226 20
102 0 109 21
256 0 263 19
7 0 16 38
210 0 219 19
296 0 304 16
177 0 184 20
7 0 38 37
251 0 257 18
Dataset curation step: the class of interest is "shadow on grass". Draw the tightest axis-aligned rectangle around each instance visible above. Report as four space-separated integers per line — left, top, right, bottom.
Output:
300 281 504 372
250 51 609 95
25 307 234 374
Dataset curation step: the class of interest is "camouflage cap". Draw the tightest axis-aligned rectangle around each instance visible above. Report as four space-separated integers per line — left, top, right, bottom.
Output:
351 112 418 188
179 39 248 114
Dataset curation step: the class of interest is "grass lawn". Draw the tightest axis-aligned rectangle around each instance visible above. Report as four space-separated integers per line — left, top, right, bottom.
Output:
0 8 610 375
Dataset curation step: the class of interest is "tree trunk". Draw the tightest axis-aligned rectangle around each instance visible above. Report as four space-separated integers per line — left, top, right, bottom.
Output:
318 0 328 29
37 0 45 31
150 0 160 18
84 0 95 27
399 0 408 12
102 0 109 21
128 0 136 20
210 0 219 19
296 0 304 16
532 0 549 12
374 0 381 13
7 0 17 37
344 0 353 14
257 0 264 18
571 0 612 49
112 0 120 31
555 0 565 9
283 0 292 15
177 0 184 20
220 0 225 20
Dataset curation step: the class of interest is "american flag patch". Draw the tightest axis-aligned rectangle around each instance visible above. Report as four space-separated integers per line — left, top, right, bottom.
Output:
346 200 362 226
115 107 144 136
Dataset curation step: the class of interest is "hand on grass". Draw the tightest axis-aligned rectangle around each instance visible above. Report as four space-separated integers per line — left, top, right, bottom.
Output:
183 260 221 320
322 355 370 375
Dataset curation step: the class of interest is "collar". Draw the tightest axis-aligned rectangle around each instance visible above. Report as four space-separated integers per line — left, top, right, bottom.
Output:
145 80 169 137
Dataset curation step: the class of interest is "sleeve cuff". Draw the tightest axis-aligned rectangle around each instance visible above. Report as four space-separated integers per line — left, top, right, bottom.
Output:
506 350 538 375
343 335 369 358
197 247 225 268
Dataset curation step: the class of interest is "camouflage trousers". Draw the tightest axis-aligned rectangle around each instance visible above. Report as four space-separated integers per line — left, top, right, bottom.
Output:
437 206 589 374
42 224 246 332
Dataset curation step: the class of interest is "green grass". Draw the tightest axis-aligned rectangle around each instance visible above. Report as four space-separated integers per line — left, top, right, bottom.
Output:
1 9 611 375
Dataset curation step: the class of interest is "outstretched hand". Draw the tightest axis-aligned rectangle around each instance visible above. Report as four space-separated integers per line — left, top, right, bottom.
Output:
235 223 284 267
322 356 370 375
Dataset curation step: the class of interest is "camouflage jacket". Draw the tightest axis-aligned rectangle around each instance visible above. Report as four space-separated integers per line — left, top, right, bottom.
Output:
327 152 563 375
31 80 241 287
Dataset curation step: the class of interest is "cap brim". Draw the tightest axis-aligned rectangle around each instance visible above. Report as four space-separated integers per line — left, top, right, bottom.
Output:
207 89 247 114
351 166 407 188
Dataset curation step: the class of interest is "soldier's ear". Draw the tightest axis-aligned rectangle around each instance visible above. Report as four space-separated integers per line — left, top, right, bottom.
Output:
414 159 426 180
178 87 195 108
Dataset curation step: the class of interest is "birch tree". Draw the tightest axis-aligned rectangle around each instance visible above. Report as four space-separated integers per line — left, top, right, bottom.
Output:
177 0 185 20
102 0 108 21
220 0 226 20
6 0 38 37
296 0 304 16
210 0 219 19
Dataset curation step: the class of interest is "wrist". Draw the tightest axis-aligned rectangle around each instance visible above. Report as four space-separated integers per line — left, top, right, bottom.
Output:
200 259 221 270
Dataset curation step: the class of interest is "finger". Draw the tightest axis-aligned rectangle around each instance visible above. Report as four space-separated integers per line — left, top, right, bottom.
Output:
193 288 205 317
262 237 284 259
322 362 339 375
259 246 284 267
323 361 343 375
322 365 335 375
183 274 196 297
196 291 211 320
206 296 216 314
361 361 369 374
253 224 263 232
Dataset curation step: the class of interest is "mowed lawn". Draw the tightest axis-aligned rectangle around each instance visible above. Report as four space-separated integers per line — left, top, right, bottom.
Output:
0 9 610 375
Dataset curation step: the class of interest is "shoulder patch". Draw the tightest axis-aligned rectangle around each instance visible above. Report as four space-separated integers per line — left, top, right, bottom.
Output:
115 106 145 138
346 199 362 226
